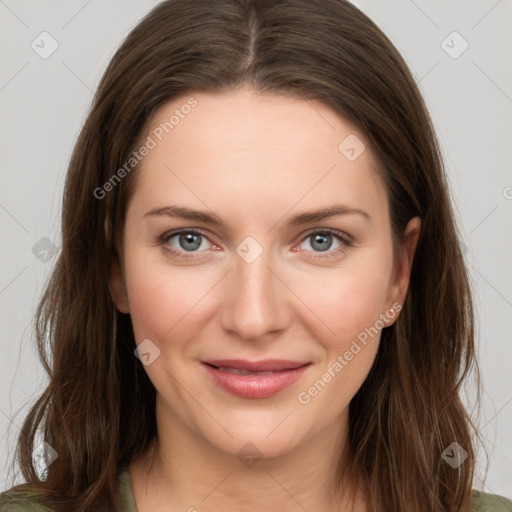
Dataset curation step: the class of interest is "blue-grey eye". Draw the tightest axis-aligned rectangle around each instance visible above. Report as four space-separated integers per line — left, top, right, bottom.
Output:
167 231 211 252
180 233 202 251
298 231 343 253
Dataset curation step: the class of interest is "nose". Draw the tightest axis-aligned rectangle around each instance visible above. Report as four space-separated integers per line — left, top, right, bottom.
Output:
219 242 290 341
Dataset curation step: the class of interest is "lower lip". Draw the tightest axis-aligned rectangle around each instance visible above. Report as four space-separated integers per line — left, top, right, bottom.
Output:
202 363 310 399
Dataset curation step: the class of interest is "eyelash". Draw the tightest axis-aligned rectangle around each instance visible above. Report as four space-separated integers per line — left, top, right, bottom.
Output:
158 228 354 260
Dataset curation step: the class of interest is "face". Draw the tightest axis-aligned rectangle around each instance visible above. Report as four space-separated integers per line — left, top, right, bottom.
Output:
110 85 420 460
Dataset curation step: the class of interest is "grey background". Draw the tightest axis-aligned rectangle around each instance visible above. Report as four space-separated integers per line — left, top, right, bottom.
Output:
1 0 511 500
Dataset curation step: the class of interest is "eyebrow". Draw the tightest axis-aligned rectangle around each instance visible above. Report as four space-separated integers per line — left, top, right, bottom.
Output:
144 204 372 228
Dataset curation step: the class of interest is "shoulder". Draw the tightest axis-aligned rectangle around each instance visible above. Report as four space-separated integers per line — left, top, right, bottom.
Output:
0 469 136 512
118 468 137 511
471 490 512 511
0 487 51 512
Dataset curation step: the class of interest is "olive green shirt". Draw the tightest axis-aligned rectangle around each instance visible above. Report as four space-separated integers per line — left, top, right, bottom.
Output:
1 469 511 511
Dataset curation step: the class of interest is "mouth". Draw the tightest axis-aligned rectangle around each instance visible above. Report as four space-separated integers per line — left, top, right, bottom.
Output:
201 359 311 399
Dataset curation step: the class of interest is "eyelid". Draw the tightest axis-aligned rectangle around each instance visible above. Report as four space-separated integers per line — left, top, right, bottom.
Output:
299 227 354 246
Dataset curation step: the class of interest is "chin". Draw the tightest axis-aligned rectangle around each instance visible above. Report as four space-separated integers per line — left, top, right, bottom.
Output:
193 410 308 461
211 431 301 463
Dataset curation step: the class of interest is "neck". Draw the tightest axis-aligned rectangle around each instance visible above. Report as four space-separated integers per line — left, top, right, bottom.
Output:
129 399 367 512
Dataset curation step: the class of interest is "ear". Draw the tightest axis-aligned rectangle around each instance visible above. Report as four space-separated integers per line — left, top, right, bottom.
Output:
108 258 130 314
105 217 130 314
385 216 421 324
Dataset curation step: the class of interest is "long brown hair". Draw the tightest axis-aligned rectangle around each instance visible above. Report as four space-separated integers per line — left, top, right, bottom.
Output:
5 0 483 510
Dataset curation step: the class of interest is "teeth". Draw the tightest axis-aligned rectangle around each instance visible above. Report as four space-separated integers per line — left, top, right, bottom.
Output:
216 366 279 376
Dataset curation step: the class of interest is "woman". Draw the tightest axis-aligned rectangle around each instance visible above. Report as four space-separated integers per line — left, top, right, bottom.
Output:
1 0 511 511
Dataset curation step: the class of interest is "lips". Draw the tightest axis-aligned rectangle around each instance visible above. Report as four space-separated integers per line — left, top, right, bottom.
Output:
201 359 311 398
207 359 307 370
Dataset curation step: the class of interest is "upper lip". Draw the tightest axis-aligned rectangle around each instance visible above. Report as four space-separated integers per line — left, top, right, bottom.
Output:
202 359 310 372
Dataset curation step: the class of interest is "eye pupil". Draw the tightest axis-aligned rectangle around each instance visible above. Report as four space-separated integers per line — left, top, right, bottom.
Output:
311 233 332 252
179 232 202 251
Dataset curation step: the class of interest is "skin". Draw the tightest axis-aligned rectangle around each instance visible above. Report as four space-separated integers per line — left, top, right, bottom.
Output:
109 85 421 512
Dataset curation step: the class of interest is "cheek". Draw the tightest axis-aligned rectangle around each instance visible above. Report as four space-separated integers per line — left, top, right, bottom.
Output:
290 259 393 347
289 251 394 409
123 249 218 345
294 269 390 414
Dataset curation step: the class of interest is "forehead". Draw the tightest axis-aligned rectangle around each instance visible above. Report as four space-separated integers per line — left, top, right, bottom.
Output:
147 86 366 157
128 87 388 226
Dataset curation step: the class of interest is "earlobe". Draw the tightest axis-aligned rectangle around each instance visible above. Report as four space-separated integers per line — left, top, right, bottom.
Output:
108 259 130 314
386 216 421 321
